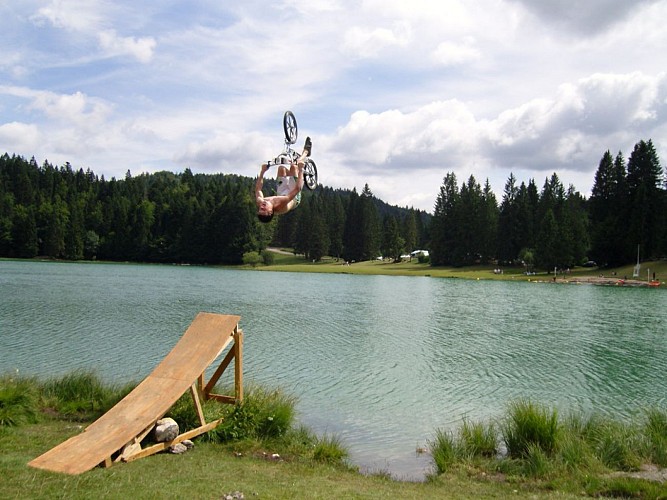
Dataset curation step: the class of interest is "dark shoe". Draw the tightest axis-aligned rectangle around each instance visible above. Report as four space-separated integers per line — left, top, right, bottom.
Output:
304 137 312 156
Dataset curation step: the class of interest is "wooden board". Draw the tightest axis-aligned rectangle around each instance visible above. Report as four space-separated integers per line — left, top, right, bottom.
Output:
28 312 241 475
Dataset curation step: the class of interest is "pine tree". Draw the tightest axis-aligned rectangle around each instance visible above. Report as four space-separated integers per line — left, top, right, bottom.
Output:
11 204 38 258
515 179 538 260
497 173 519 263
626 139 664 259
430 172 458 266
589 151 616 265
402 209 417 255
343 188 361 261
480 179 498 262
326 194 345 259
381 214 405 262
359 184 381 261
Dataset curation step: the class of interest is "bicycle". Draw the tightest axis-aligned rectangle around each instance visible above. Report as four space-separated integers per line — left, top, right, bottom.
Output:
266 111 318 190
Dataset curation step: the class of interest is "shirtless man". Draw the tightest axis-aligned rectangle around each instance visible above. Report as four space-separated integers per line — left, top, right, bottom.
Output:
255 137 312 223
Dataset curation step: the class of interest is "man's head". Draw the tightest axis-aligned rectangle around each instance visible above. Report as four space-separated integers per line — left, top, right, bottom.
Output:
257 199 274 223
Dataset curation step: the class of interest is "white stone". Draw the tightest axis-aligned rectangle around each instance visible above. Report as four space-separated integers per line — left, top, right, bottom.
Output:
169 443 188 454
154 417 179 442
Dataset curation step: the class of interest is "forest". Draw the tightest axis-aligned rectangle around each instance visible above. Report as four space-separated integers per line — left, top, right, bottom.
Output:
0 139 665 269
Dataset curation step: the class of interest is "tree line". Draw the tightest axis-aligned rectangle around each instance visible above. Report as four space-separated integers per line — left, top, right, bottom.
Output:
0 153 428 264
430 139 666 269
1 138 665 269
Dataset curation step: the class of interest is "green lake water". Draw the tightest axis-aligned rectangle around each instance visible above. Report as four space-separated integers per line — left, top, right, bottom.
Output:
1 259 665 479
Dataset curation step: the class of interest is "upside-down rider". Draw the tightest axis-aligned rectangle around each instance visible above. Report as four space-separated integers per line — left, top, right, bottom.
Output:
255 137 312 223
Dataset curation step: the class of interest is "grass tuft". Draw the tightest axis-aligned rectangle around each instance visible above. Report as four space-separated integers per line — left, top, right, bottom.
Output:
582 417 641 471
0 373 40 426
429 428 458 473
313 433 349 464
643 408 667 467
524 442 552 477
459 418 497 458
40 370 133 420
502 399 559 458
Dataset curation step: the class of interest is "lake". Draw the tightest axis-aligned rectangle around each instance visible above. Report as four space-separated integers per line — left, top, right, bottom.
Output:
1 259 665 480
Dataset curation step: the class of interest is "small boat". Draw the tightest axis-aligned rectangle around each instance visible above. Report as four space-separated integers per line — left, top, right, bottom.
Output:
648 280 661 287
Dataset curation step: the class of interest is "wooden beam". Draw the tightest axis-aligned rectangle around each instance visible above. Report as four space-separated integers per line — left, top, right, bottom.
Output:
122 419 224 463
204 346 235 397
116 423 156 463
234 328 243 402
208 394 236 404
190 383 206 427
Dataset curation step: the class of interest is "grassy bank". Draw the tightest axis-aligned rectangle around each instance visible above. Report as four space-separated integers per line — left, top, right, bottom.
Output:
250 250 667 285
2 372 666 498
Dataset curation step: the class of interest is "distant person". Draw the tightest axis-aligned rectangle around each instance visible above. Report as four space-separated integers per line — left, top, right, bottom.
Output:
255 137 312 223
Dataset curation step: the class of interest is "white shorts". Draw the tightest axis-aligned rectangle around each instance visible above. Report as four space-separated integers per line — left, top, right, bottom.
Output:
277 176 301 206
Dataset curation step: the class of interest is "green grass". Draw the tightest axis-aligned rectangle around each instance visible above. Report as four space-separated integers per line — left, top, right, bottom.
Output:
3 375 667 498
40 369 135 421
2 420 565 500
429 428 457 473
644 408 667 466
427 401 667 497
502 399 560 458
0 373 40 426
247 250 667 285
458 418 497 458
168 384 298 443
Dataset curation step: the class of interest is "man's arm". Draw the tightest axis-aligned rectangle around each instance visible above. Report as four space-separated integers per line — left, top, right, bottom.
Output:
255 164 269 204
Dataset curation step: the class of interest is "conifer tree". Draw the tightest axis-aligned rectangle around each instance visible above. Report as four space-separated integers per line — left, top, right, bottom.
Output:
497 173 519 263
626 139 664 259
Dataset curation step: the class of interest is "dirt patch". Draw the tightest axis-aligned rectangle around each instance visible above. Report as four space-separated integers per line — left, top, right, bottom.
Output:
558 276 661 287
608 464 667 483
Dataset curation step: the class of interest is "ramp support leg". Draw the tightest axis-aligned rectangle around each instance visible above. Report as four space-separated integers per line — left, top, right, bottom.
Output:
205 327 243 404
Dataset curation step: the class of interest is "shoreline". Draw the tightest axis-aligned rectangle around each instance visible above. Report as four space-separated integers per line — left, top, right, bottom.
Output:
259 251 666 288
540 276 663 287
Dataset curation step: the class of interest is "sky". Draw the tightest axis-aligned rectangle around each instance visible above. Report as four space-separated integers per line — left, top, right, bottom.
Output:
1 0 666 212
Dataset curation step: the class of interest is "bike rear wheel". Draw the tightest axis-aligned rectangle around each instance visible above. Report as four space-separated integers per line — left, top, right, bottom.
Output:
283 111 298 145
304 158 318 190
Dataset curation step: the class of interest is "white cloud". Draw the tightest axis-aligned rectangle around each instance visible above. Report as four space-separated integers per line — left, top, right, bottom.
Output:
98 30 156 63
24 88 113 126
432 38 481 66
31 0 104 31
0 122 41 152
342 22 412 58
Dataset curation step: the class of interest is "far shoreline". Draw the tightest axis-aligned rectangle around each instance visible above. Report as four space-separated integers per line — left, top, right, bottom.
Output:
255 249 666 289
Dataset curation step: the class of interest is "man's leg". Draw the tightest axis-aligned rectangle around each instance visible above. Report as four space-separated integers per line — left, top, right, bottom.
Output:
290 137 312 174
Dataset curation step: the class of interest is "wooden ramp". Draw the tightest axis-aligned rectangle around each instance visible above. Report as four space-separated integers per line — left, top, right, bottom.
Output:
29 312 243 475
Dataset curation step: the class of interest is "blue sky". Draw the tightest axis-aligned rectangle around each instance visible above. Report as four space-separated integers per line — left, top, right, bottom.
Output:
1 0 666 212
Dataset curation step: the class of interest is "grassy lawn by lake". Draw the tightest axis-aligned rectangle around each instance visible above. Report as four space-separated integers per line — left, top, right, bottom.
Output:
253 250 667 286
4 403 666 499
2 420 569 500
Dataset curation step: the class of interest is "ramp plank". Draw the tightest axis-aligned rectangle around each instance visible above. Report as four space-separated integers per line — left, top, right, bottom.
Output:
28 312 240 475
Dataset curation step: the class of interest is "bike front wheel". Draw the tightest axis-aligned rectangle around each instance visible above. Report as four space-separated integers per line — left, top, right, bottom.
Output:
283 111 298 145
303 158 318 190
